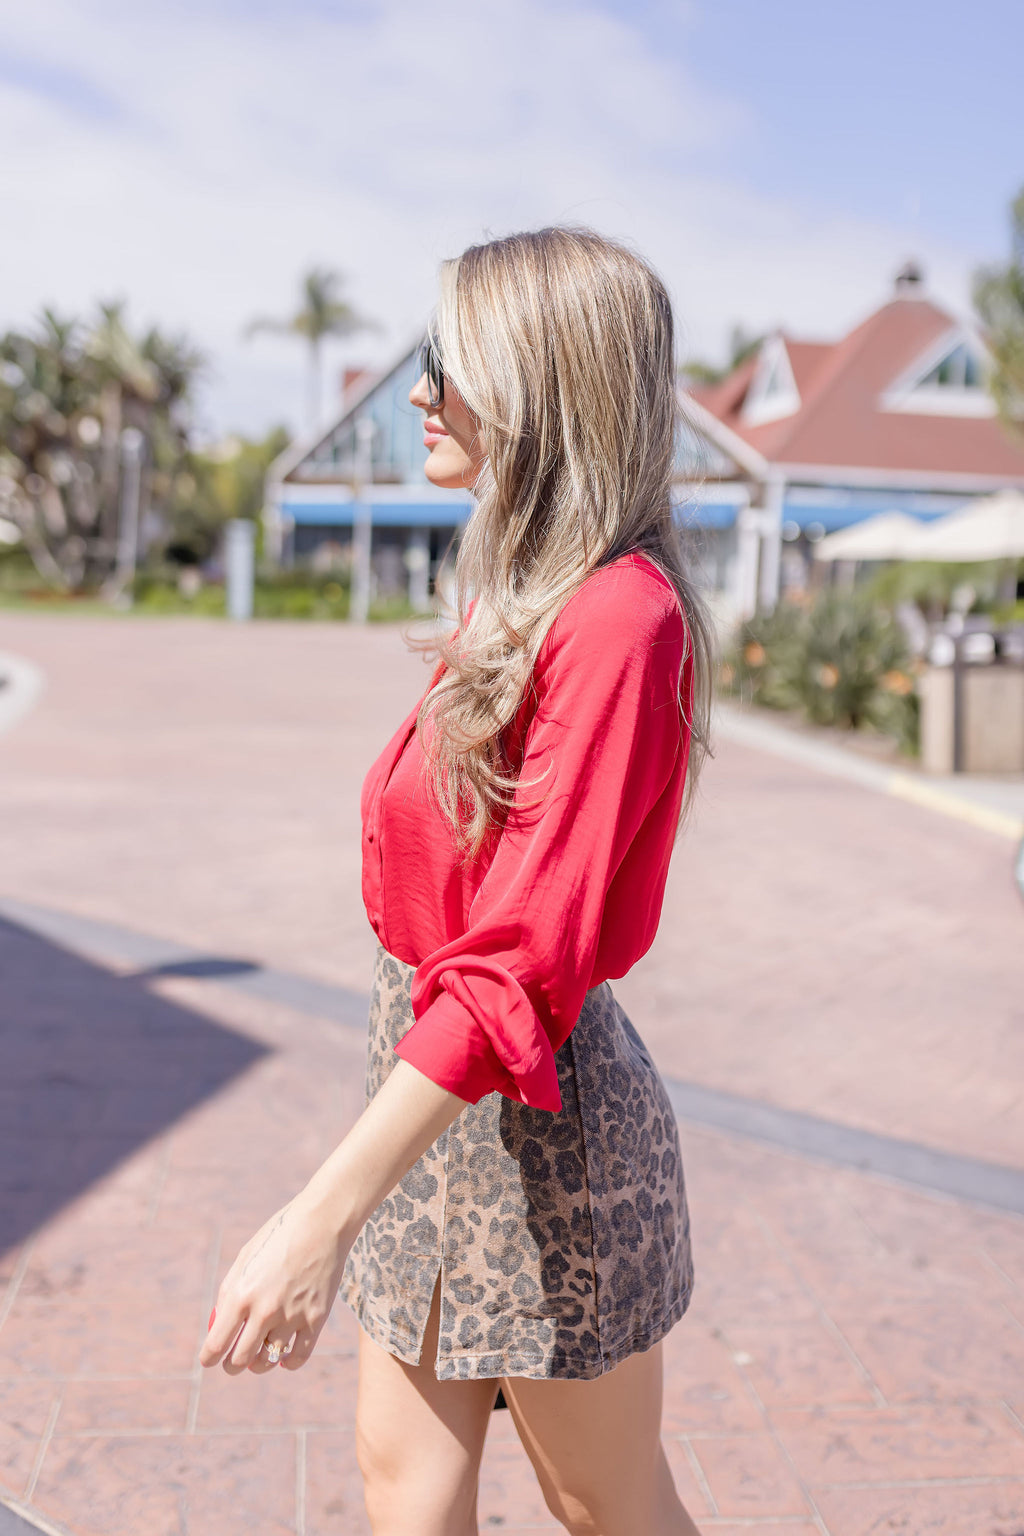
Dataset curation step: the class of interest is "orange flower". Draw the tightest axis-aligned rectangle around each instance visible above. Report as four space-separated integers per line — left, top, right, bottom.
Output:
816 663 839 688
743 642 766 667
881 669 914 696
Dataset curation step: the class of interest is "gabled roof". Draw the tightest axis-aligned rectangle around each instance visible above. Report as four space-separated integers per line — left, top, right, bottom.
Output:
268 340 419 486
689 290 1024 483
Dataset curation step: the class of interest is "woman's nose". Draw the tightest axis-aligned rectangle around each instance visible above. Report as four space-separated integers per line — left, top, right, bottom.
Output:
409 372 430 409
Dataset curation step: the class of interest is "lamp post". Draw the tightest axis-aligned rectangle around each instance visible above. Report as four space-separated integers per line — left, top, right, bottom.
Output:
103 426 145 606
225 518 255 621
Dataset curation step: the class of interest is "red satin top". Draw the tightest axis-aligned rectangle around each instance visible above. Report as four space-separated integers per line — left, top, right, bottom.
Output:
360 551 693 1112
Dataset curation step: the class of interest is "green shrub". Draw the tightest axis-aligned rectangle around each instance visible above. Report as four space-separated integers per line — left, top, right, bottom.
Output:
132 580 226 616
368 593 417 623
724 589 920 754
0 546 36 593
723 600 808 711
801 590 913 730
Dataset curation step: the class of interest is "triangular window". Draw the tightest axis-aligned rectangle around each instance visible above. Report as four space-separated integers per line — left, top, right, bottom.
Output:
882 330 993 417
919 343 983 390
741 336 800 426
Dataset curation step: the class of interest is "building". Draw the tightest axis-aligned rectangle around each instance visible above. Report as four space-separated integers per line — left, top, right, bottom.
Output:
264 265 1024 621
262 343 746 611
263 346 474 609
687 263 1024 616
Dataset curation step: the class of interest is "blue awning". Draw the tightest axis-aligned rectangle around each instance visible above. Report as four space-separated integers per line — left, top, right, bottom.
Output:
676 500 742 530
282 492 472 528
286 485 746 531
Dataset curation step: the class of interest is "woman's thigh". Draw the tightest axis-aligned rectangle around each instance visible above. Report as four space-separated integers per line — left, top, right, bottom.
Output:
500 1342 701 1536
354 1272 500 1536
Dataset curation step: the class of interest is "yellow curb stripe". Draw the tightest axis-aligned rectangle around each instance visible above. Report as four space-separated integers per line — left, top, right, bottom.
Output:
887 772 1024 841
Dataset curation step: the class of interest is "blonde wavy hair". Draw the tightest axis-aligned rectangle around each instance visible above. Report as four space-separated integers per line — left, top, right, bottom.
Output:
417 226 714 852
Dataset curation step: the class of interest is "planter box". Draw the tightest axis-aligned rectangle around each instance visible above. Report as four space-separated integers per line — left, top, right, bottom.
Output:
919 664 1024 774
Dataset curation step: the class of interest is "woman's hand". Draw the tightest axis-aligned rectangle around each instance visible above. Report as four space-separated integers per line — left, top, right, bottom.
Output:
198 1059 468 1380
199 1189 352 1375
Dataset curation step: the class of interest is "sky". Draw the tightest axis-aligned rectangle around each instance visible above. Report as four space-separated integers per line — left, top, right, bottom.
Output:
1 0 1020 440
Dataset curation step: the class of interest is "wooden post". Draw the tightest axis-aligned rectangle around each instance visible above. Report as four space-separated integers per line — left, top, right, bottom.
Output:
350 416 374 624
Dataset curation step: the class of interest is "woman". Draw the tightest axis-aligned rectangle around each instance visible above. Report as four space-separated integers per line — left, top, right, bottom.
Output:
200 226 714 1536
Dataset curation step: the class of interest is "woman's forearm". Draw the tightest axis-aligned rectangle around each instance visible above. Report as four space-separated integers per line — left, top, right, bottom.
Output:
300 1059 468 1243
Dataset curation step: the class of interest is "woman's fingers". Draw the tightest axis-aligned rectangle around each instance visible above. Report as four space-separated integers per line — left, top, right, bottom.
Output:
247 1330 297 1374
278 1330 317 1371
224 1310 273 1374
199 1305 246 1369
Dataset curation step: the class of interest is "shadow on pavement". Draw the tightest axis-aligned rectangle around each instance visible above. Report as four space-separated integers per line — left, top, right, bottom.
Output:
0 914 270 1256
139 957 262 981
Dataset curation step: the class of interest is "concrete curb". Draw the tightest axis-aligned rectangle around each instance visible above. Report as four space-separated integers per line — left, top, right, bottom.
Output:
0 652 45 738
714 701 1024 841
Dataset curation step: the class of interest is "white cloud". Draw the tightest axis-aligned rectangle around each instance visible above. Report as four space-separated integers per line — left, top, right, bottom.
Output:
0 0 979 436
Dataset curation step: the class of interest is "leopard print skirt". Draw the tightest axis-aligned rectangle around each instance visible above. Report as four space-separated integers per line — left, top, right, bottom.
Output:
338 945 694 1382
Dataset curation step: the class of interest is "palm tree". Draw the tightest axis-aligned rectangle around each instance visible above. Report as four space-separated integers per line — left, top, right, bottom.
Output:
245 267 378 431
0 304 203 591
973 186 1024 439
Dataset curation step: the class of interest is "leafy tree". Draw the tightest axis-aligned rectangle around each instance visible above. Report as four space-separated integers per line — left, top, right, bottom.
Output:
0 305 203 592
245 267 378 430
679 324 766 388
159 426 290 567
973 186 1024 436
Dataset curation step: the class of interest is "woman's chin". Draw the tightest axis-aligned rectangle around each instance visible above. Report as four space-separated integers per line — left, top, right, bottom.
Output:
423 451 467 491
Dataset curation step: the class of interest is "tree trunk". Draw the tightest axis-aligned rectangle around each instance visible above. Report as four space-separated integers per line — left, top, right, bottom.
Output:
307 340 322 433
99 379 123 558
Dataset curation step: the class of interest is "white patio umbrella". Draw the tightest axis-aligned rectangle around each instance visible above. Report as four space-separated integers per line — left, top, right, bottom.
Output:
906 489 1024 562
813 511 930 562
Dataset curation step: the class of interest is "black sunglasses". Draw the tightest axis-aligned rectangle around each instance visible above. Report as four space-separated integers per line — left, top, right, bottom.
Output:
418 338 444 408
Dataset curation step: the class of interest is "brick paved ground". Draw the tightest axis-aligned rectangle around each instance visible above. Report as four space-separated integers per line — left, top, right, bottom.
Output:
0 612 1022 1535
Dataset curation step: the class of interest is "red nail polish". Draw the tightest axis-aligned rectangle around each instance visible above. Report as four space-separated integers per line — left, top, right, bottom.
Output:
208 1308 216 1331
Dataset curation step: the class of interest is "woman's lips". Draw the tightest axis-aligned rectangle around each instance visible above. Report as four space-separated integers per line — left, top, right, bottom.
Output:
424 425 448 446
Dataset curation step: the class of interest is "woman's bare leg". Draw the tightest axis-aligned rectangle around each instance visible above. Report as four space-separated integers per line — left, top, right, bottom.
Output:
500 1341 701 1536
354 1273 498 1536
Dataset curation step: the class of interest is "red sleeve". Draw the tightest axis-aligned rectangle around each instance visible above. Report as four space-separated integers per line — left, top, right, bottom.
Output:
393 560 689 1111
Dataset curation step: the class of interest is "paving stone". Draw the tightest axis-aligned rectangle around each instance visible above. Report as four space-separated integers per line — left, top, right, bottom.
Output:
680 1204 821 1330
661 1323 766 1434
478 1436 559 1529
0 1378 59 1500
303 1429 370 1536
722 1317 879 1409
814 1478 1024 1536
31 1432 298 1536
195 1352 358 1432
0 1226 212 1378
701 1526 820 1536
774 1401 1024 1484
687 1433 812 1518
55 1377 192 1435
51 1143 169 1229
977 1220 1024 1292
826 1287 1024 1403
663 1438 716 1517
